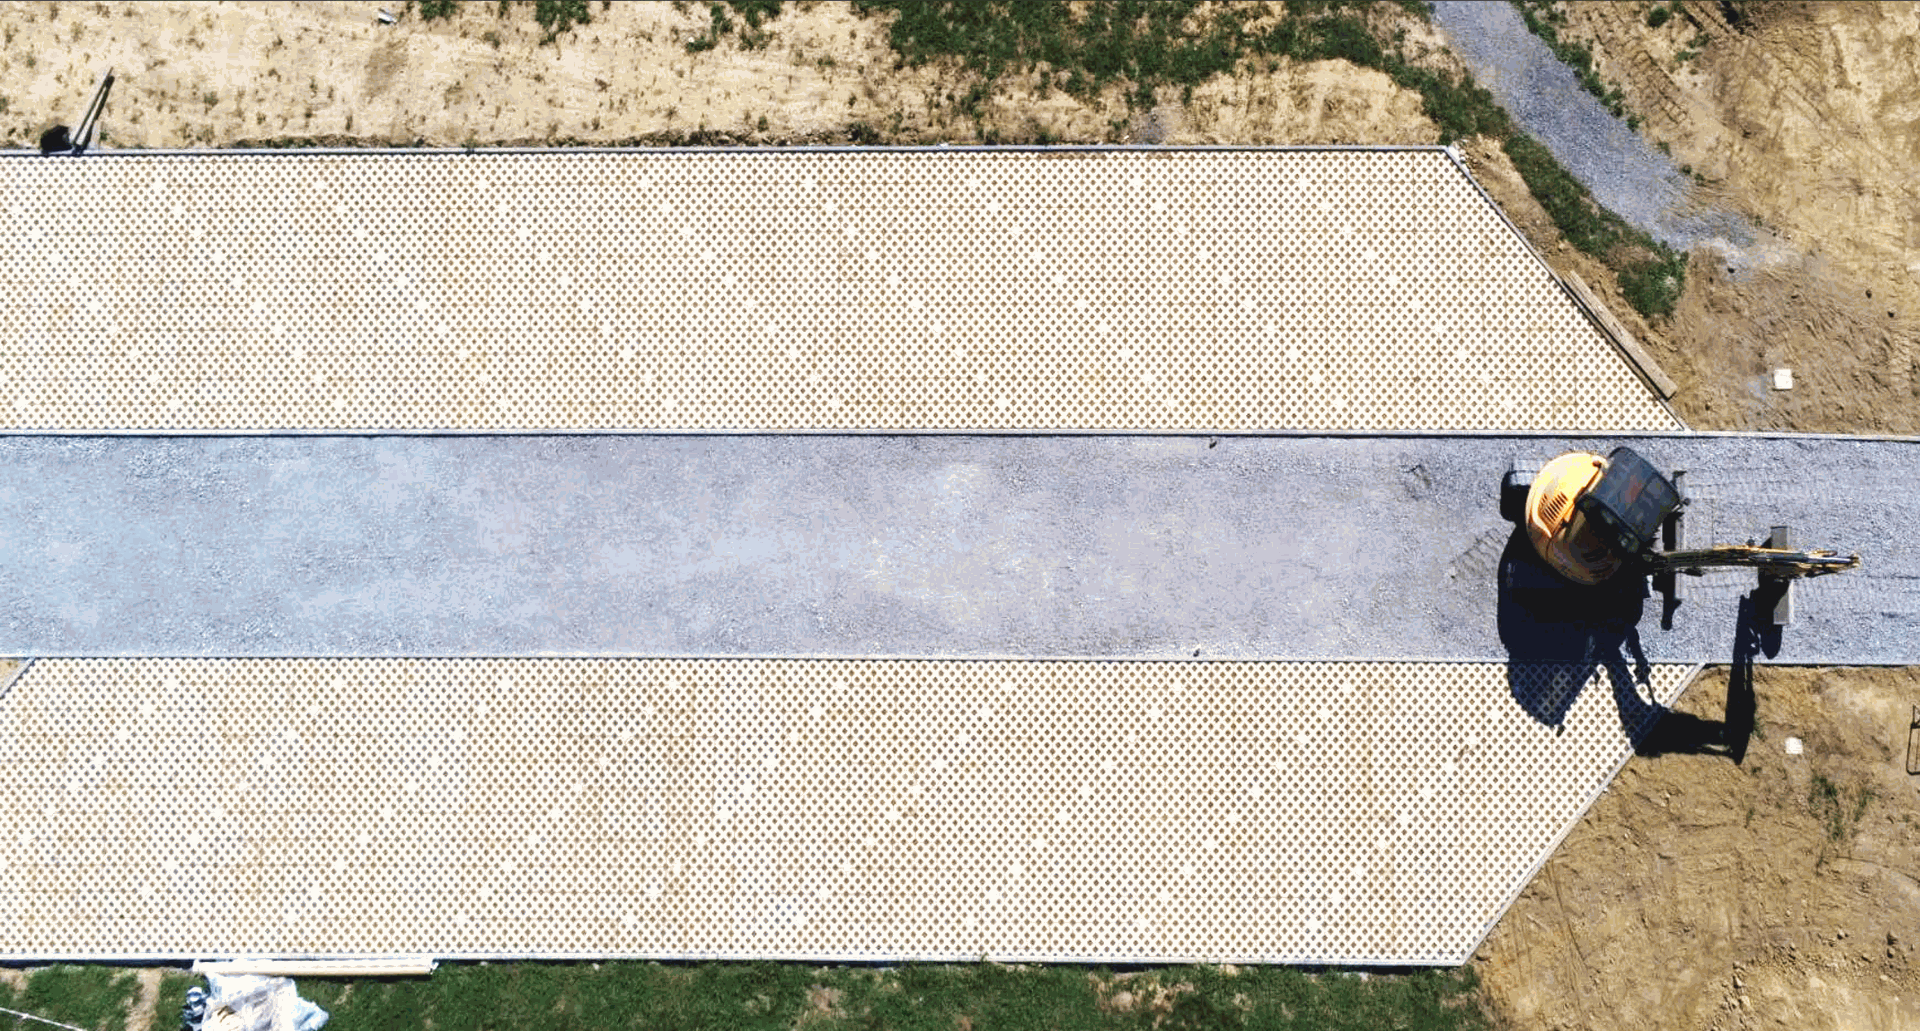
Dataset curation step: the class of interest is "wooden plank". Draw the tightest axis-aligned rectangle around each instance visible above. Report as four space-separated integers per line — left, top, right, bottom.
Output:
1560 269 1681 400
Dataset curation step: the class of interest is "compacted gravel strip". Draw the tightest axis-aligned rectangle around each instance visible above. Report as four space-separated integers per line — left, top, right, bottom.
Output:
0 433 1907 664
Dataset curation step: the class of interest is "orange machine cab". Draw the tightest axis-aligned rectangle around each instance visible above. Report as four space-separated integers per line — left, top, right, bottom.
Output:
1524 451 1622 585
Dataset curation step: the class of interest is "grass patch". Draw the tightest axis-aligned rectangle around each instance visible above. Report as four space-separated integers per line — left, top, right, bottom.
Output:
1808 771 1876 871
685 0 782 52
0 966 141 1031
1809 773 1874 843
514 0 601 44
854 0 1265 110
0 952 1487 1029
679 0 780 52
847 0 1684 320
290 960 1492 1030
1502 133 1684 318
412 0 605 44
156 970 204 1031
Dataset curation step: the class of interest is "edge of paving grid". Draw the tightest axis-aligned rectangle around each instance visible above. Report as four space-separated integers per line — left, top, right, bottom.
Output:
11 429 1920 442
0 658 32 702
0 660 1837 967
1437 146 1692 433
7 948 1456 965
10 654 1887 667
0 143 1458 158
1459 661 1709 964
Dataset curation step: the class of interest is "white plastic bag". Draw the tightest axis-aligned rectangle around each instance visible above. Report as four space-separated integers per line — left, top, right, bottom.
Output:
195 974 329 1031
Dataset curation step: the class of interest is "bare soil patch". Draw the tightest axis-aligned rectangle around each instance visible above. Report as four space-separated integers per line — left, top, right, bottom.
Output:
0 1 1436 149
1557 0 1920 434
1477 666 1920 1031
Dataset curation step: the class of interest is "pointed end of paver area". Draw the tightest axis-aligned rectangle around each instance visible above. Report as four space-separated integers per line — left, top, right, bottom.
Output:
0 658 26 701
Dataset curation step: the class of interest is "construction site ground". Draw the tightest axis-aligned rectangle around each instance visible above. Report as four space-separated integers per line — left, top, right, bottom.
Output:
0 2 1915 1029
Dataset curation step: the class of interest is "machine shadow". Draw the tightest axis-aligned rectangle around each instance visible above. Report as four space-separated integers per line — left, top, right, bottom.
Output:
1497 527 1738 757
1497 527 1648 732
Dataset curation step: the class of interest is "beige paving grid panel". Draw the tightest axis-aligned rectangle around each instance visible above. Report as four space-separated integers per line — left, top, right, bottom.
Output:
0 657 1693 963
0 149 1680 432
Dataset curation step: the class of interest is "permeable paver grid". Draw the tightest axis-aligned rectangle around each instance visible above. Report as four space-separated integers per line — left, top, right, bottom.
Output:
0 657 1698 964
0 148 1680 433
0 147 1742 964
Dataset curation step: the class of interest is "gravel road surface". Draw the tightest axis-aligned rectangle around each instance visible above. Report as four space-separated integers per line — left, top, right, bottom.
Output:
0 434 1908 663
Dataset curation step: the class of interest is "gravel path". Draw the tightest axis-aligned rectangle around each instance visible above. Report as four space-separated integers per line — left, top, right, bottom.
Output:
1429 0 1757 256
0 434 1909 663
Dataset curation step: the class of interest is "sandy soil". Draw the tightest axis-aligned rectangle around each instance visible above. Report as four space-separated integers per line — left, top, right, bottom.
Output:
0 2 1915 1029
0 0 1435 149
128 968 164 1031
1554 0 1920 435
1477 666 1920 1030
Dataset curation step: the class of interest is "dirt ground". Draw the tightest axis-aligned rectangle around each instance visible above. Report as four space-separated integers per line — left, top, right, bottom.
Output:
1555 0 1920 437
1470 5 1920 1030
1478 665 1920 1031
0 0 1438 148
0 2 1915 1029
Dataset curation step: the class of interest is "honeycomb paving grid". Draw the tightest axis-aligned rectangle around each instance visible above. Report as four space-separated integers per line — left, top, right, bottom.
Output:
0 657 1696 963
0 148 1680 433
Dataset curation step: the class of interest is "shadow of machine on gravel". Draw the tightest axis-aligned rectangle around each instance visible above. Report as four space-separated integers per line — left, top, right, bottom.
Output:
1494 438 1796 764
1497 526 1748 757
1492 441 1841 761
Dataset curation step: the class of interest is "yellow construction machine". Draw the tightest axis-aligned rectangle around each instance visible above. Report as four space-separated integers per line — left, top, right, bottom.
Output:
1503 445 1860 589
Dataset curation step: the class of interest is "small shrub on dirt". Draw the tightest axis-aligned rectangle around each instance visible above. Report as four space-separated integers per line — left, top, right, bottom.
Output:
686 0 781 52
492 0 600 44
1809 772 1874 844
1617 249 1686 320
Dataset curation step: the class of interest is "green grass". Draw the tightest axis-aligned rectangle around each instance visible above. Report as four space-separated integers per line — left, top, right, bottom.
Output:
0 968 212 1031
0 953 1487 1029
0 961 1492 1031
0 966 139 1031
685 0 783 51
854 0 1265 109
410 0 604 43
292 960 1491 1031
1502 133 1685 318
847 0 1685 320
